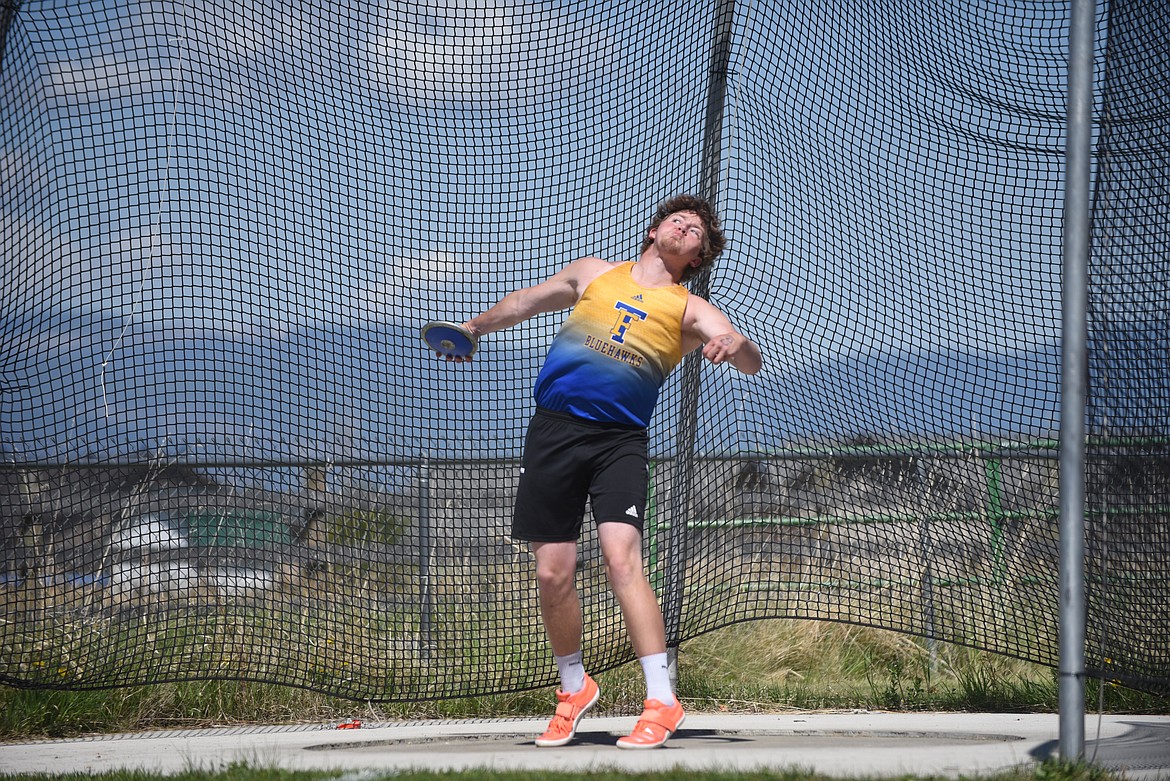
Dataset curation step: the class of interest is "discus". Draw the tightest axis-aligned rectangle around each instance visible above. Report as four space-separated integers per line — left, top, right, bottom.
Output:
421 320 478 359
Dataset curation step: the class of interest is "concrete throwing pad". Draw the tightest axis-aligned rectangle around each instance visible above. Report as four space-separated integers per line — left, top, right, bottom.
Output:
306 727 1024 753
1084 721 1170 778
2 713 1168 779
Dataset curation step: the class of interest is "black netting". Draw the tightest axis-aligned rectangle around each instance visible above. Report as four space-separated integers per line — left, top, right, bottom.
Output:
1 0 1166 701
1085 0 1170 694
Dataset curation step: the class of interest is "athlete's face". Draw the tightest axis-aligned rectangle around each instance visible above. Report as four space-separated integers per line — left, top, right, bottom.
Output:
649 211 706 265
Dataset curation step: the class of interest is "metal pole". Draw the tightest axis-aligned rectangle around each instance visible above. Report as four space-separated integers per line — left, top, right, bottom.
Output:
664 0 736 688
698 0 735 208
0 2 19 69
1059 0 1094 762
419 457 433 656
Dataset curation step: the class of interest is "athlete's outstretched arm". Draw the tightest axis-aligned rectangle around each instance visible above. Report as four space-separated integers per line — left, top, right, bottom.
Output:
452 257 611 361
683 296 762 375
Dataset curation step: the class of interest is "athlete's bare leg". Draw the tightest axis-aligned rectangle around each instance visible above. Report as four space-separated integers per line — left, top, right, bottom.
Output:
531 540 583 656
597 521 666 657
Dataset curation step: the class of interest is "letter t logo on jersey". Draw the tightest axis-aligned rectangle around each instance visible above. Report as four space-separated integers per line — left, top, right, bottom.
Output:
610 301 648 344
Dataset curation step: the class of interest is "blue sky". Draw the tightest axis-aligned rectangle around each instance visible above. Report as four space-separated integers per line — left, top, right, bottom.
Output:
1 0 1090 462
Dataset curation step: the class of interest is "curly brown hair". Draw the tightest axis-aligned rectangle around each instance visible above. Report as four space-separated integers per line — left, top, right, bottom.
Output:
639 194 726 283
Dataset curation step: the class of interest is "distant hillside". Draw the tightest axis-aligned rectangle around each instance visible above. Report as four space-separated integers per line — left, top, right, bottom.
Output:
2 309 1063 464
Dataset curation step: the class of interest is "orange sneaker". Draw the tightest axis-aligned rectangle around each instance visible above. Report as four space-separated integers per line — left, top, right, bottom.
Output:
616 698 685 749
534 673 600 747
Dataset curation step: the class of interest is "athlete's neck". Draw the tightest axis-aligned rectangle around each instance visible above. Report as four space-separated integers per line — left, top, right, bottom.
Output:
631 254 684 288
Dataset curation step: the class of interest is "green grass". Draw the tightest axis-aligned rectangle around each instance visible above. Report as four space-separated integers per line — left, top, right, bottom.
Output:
0 759 1132 781
3 620 1164 781
679 621 1166 714
1 620 1166 741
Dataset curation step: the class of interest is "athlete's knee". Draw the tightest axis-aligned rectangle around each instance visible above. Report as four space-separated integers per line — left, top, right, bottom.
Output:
536 565 576 597
602 547 644 591
534 546 578 596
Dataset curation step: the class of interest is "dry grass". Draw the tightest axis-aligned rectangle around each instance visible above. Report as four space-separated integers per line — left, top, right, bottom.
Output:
5 616 1167 740
677 619 1058 712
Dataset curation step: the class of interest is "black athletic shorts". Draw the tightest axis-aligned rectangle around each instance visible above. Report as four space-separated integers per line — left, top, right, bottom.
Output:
512 407 650 542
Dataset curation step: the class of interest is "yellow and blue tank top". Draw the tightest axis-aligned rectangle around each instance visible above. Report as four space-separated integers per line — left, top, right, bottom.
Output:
534 261 688 427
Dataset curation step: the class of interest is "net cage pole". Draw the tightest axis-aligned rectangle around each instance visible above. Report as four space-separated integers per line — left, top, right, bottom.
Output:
1059 0 1095 762
663 0 735 686
0 1 16 67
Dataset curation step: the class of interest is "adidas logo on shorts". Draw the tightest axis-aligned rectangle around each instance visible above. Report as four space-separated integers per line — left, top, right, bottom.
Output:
625 505 639 518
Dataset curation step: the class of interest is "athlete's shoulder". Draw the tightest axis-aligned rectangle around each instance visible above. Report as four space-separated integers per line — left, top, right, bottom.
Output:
682 293 722 321
566 255 620 272
562 256 622 289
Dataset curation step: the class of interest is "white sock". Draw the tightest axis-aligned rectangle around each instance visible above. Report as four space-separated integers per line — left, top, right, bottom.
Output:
555 651 586 694
639 652 675 705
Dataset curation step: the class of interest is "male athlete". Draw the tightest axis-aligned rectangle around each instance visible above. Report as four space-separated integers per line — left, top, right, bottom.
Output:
450 195 761 749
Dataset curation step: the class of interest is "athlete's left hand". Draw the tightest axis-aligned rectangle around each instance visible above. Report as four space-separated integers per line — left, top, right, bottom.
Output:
702 331 753 369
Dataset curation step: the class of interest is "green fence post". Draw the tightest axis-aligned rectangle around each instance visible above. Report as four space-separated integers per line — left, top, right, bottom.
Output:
984 456 1007 584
